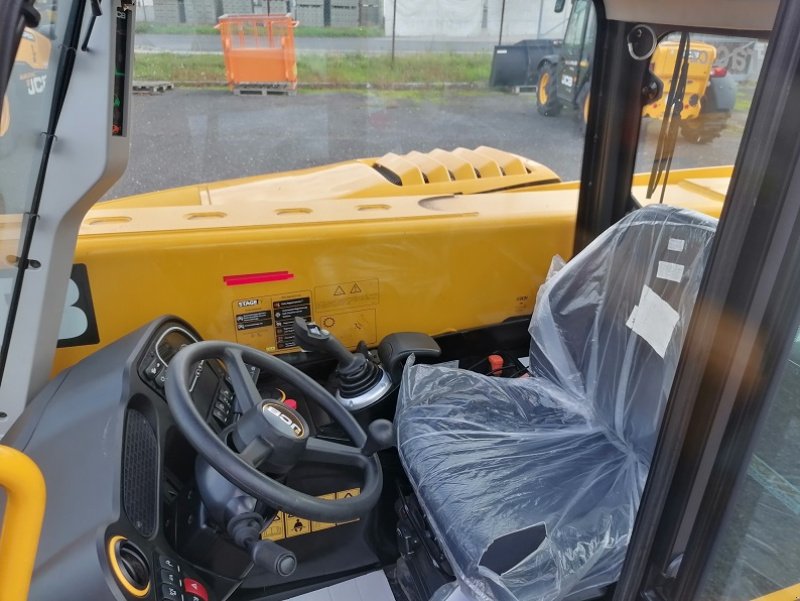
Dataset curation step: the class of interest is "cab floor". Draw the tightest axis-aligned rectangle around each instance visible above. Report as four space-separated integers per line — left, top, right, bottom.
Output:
284 570 398 601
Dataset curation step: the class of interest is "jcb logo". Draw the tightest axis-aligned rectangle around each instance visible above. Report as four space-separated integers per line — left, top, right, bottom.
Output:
25 75 47 96
265 404 305 438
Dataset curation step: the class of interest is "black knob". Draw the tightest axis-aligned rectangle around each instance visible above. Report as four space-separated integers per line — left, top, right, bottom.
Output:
361 419 395 456
249 538 297 577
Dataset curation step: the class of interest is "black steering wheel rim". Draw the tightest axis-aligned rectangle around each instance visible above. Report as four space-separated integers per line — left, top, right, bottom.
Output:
165 340 382 523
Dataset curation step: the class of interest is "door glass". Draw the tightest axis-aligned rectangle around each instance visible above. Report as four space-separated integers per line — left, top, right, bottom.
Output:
0 1 62 383
563 0 589 50
631 33 766 207
695 328 800 600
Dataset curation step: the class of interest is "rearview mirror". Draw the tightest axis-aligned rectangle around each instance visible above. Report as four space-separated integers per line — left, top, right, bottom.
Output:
554 0 566 13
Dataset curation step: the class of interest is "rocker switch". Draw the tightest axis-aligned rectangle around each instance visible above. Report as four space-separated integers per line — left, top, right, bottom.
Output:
183 578 208 601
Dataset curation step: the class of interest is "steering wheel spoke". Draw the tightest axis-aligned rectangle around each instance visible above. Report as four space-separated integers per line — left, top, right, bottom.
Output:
238 436 274 468
303 437 369 468
222 347 263 411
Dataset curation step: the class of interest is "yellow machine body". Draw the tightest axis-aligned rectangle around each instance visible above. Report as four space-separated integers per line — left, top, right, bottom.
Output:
52 154 731 374
642 41 718 121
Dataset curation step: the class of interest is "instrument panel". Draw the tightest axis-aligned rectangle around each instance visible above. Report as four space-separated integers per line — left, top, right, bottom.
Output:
136 325 242 432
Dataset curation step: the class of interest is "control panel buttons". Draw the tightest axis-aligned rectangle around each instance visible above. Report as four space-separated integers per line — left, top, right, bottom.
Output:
145 358 164 380
155 367 168 388
158 555 181 573
185 596 203 601
183 578 208 601
160 569 180 586
161 583 183 600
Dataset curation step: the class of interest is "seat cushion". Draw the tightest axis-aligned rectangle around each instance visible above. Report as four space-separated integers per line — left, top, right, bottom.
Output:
397 364 650 601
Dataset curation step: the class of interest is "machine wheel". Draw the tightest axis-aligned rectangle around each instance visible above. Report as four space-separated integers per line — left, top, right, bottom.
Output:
537 63 562 116
680 112 730 144
577 82 590 134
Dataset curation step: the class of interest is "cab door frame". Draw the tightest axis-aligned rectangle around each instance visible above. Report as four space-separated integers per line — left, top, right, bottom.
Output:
556 0 594 105
612 1 800 598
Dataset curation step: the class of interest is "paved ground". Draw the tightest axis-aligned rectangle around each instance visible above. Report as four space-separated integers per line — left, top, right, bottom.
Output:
105 88 745 199
134 33 514 55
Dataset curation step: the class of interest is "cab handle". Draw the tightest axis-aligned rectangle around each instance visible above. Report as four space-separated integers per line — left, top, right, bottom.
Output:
0 446 46 601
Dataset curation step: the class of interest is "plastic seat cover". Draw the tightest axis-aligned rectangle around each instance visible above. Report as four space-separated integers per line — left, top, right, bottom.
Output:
395 205 717 601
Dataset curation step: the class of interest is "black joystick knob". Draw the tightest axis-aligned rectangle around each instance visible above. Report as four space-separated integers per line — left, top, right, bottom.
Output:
293 317 385 400
229 514 297 577
249 538 297 577
361 419 395 456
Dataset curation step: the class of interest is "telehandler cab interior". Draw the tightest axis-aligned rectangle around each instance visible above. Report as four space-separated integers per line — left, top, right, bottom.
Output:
1 1 800 601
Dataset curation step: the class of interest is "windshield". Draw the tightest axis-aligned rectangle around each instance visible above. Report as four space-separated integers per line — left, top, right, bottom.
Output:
106 1 584 199
0 2 63 384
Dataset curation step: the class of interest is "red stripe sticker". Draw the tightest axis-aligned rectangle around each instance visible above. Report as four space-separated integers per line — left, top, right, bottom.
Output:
223 271 295 286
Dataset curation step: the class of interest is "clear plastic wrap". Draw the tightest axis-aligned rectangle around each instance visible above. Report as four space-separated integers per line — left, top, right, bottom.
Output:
396 205 717 601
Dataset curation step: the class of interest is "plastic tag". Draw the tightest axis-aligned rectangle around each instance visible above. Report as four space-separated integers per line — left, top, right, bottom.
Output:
668 238 686 252
626 285 679 357
656 261 684 283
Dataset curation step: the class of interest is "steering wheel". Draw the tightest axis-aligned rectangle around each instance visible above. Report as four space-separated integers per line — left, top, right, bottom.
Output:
165 341 383 523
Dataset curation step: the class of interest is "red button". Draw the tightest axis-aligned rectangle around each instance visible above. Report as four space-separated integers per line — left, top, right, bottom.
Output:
183 578 208 601
283 398 298 410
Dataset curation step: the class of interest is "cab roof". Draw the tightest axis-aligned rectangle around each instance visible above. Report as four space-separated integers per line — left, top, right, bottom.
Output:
604 0 777 32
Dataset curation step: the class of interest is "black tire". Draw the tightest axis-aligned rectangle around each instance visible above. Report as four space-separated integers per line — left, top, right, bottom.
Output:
680 112 730 144
536 62 562 116
577 82 590 134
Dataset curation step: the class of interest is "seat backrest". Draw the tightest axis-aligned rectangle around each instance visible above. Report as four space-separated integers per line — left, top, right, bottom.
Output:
529 205 716 456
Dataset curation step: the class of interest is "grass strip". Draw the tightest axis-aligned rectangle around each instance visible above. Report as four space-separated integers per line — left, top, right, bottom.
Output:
133 52 492 86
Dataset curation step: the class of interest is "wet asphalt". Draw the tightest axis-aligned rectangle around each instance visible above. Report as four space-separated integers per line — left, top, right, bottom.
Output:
105 88 745 199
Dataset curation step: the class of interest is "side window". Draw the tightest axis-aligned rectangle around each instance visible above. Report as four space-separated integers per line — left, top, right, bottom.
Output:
632 34 767 208
563 0 589 50
695 329 800 599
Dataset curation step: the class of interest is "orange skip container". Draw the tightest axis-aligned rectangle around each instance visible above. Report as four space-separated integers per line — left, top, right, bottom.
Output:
217 14 298 91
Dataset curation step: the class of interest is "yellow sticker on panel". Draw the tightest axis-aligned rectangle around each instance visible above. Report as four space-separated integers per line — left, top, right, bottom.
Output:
262 512 286 541
317 310 377 347
260 489 361 540
335 488 361 525
232 296 276 351
315 279 379 313
284 514 312 538
272 291 312 350
311 493 337 532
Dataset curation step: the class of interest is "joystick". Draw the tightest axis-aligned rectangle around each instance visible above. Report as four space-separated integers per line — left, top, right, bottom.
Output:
293 317 392 411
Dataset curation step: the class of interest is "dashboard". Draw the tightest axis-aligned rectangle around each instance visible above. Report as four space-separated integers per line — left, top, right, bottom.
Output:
4 314 381 601
3 313 530 601
4 317 253 601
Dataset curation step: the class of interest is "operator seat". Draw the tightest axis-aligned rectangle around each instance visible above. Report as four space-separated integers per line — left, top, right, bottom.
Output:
395 205 717 601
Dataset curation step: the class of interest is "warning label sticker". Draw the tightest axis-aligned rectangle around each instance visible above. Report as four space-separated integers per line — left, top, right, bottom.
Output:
261 488 360 541
273 295 312 349
285 514 312 538
315 279 379 313
315 309 377 348
235 309 273 331
262 512 286 540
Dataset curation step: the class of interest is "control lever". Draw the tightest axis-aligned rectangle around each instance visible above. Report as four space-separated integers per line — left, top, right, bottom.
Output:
228 513 297 577
293 317 359 367
362 419 395 456
293 317 392 411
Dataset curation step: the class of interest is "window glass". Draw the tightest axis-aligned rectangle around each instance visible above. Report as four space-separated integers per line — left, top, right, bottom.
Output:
105 0 595 198
696 329 800 600
0 1 62 379
632 33 766 206
563 0 590 50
